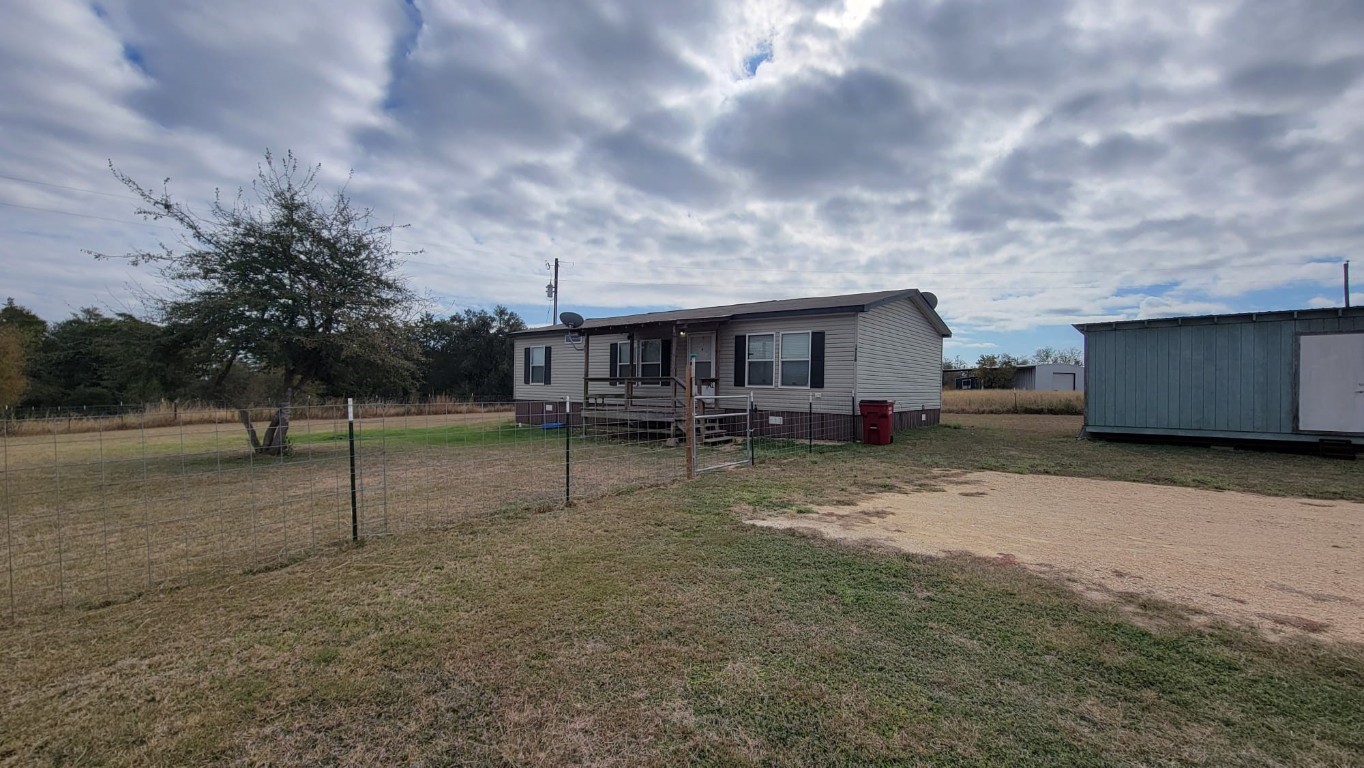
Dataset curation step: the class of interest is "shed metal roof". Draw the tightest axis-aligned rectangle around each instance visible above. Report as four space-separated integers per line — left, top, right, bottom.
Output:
515 288 952 337
1073 306 1364 333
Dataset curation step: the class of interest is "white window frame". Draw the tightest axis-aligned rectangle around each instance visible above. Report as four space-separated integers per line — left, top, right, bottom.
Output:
529 345 547 385
746 333 776 388
638 339 665 385
778 331 813 389
613 341 632 379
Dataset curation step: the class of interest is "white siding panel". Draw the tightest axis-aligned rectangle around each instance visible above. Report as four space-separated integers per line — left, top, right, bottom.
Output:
585 332 634 396
716 313 858 415
513 332 584 401
514 332 644 401
855 298 944 411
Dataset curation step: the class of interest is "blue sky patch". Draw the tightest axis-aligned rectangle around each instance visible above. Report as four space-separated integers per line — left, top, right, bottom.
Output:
121 44 147 74
743 39 772 78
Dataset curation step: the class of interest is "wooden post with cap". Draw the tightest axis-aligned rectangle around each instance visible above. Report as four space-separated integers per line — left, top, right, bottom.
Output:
685 359 695 479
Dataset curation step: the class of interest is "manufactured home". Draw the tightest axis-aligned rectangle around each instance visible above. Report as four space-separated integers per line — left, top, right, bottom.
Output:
511 289 951 441
1075 307 1364 451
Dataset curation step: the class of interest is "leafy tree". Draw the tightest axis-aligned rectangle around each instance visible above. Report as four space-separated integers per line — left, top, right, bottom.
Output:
95 150 421 454
0 327 27 409
0 299 44 410
1033 346 1083 365
22 309 174 407
1 298 46 346
974 353 1028 389
417 306 526 400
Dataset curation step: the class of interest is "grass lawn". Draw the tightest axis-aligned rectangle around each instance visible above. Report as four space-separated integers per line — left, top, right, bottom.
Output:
2 417 1362 764
1 415 688 618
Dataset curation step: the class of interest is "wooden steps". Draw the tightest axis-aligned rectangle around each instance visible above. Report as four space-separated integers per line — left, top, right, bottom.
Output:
696 422 733 446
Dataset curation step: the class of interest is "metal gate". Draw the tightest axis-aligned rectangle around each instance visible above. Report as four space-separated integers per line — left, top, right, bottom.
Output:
691 394 753 474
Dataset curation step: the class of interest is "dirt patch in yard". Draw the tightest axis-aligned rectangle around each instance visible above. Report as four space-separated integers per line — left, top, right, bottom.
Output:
749 470 1364 642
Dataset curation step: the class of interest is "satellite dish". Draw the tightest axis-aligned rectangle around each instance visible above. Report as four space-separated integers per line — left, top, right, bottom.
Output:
921 292 939 309
559 311 585 328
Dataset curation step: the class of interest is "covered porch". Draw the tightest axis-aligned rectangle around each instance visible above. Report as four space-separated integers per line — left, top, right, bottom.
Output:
576 319 728 443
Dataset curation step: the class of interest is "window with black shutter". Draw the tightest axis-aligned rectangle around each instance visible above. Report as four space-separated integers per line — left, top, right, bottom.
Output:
528 346 547 384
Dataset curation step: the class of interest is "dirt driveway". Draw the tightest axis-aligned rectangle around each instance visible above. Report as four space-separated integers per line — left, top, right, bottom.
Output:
749 470 1364 642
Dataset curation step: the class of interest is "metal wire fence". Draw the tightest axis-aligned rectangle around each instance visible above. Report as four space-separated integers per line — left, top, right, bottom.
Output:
0 397 867 622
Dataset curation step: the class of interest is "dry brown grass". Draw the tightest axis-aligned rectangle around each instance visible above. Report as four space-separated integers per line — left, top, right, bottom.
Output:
942 388 1084 414
0 412 682 619
1 397 514 437
1 437 1360 765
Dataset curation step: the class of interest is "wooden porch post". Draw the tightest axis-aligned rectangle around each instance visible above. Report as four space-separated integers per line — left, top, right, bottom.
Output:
685 359 695 479
625 332 634 406
582 333 590 407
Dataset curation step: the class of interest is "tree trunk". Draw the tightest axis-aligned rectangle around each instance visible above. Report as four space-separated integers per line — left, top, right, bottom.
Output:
259 386 293 456
238 408 263 451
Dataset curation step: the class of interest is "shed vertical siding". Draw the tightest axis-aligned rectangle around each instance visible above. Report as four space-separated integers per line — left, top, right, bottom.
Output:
854 297 944 411
1082 311 1364 443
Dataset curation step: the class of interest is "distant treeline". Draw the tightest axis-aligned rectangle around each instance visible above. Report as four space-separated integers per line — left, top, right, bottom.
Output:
0 298 526 410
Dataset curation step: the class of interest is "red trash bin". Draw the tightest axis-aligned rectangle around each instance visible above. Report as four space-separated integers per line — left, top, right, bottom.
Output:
859 400 895 445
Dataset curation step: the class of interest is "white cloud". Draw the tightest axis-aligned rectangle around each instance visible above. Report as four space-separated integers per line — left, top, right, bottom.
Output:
1306 292 1363 309
2 0 1363 351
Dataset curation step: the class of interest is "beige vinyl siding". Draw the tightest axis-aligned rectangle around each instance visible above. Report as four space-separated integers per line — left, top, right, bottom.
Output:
513 332 584 401
855 297 944 411
716 313 858 415
585 332 636 395
513 331 636 401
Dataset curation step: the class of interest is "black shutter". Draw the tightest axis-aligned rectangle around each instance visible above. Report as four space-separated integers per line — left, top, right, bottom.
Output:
810 332 825 389
523 347 531 385
543 346 552 386
660 339 672 379
734 335 746 387
609 343 619 386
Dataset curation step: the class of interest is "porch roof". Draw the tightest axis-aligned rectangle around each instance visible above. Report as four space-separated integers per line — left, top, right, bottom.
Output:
514 288 951 337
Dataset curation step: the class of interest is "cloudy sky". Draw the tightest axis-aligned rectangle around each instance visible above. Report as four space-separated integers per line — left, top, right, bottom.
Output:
2 0 1362 358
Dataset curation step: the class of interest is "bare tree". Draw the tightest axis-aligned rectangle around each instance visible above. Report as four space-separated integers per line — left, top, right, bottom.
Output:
1034 346 1083 365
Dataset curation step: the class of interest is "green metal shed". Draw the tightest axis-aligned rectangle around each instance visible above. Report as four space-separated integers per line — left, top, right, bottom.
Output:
1074 307 1364 449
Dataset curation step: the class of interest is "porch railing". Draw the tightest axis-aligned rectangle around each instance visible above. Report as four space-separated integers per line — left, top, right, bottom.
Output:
582 376 722 414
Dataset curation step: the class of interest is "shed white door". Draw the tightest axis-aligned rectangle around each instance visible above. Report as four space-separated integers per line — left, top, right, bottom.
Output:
1298 333 1364 433
1051 372 1076 391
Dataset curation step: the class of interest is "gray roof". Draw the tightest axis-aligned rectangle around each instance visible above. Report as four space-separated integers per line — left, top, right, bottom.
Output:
1074 305 1364 332
515 288 952 337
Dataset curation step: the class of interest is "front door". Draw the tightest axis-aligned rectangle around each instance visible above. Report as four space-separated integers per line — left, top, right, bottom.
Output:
689 333 716 403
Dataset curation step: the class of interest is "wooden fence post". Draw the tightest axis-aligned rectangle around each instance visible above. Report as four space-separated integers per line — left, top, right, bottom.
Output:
685 360 695 479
